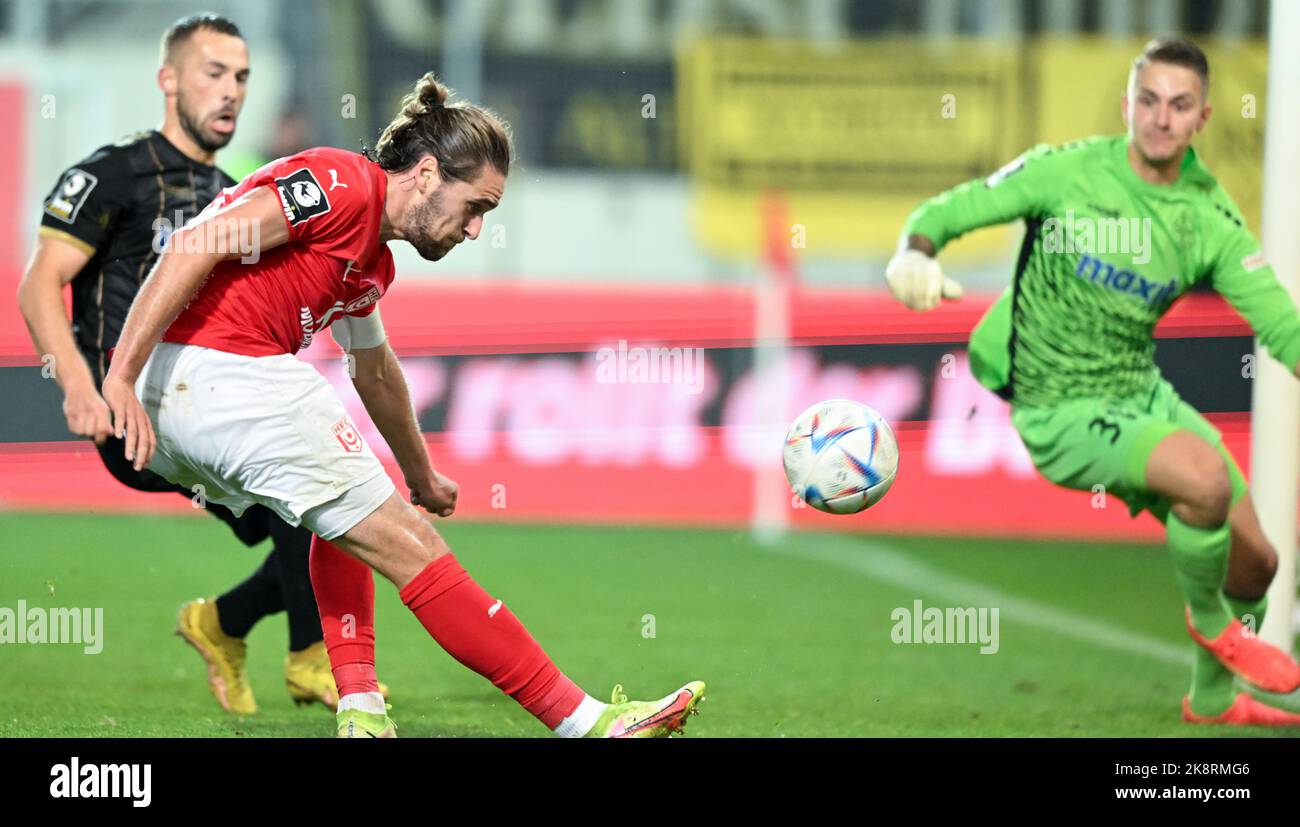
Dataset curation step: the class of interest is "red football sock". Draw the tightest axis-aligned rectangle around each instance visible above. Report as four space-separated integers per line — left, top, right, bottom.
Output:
399 554 586 728
309 535 379 696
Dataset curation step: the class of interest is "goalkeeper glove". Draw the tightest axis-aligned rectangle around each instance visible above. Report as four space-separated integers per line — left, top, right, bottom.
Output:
885 248 963 311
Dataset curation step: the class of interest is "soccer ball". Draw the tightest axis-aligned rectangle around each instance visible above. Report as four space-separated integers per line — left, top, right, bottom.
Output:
782 399 899 515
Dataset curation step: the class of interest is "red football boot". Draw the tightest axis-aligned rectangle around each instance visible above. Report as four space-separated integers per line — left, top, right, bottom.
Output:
1185 608 1300 693
1183 693 1300 726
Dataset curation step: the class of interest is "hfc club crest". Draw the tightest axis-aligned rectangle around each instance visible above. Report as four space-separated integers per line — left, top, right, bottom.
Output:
332 417 364 453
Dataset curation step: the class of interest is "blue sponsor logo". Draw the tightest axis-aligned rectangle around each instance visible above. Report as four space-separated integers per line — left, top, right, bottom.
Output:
1074 255 1178 306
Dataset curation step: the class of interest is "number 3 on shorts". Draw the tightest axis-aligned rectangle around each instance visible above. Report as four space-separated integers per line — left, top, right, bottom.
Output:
1088 416 1122 445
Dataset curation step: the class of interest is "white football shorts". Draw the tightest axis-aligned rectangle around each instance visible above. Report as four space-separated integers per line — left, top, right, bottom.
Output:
135 342 395 539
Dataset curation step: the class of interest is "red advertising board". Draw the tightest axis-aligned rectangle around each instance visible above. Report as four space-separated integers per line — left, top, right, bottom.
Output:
0 281 1257 542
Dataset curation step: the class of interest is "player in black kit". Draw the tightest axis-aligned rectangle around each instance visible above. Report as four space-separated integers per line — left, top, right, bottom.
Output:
17 14 385 714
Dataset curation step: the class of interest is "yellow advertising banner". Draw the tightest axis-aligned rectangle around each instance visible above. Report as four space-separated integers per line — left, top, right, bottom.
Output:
681 36 1266 262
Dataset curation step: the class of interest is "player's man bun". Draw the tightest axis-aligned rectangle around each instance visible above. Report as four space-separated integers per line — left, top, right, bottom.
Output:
372 73 513 183
411 74 450 111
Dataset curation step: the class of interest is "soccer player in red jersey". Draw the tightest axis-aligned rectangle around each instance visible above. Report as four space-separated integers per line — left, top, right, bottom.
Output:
100 73 705 737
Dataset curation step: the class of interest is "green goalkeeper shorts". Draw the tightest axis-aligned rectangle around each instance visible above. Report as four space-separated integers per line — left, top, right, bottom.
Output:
1010 376 1247 519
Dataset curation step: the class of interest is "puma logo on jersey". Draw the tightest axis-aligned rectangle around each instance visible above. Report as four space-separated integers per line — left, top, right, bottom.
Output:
328 169 349 191
487 600 503 618
342 260 360 281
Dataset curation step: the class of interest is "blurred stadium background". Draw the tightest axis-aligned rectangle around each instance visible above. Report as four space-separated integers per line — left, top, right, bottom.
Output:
0 0 1293 736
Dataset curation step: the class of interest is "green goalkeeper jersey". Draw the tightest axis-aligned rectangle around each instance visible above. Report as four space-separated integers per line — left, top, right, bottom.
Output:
902 134 1300 409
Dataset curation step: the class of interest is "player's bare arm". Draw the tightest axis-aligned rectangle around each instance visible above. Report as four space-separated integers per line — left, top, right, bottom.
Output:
103 185 291 469
901 234 936 257
16 235 113 443
349 339 458 517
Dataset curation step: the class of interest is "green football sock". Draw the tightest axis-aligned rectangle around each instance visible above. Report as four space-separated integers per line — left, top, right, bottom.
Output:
1188 593 1266 717
1225 592 1268 638
1166 511 1232 638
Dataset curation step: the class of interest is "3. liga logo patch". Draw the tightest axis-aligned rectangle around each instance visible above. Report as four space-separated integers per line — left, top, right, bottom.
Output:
274 168 331 225
332 417 364 453
44 168 99 224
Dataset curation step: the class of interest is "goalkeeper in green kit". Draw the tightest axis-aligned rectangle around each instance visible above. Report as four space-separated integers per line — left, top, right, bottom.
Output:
888 37 1300 725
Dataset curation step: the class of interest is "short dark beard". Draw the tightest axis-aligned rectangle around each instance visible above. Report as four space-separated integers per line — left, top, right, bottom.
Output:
404 186 449 261
177 93 231 154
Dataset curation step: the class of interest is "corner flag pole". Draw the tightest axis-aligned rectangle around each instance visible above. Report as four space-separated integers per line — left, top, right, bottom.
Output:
751 189 797 544
1256 0 1300 649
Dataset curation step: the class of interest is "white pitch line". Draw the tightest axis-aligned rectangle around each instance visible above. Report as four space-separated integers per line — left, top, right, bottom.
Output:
767 533 1192 667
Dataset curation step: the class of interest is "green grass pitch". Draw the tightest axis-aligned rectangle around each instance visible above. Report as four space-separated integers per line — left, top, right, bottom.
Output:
0 511 1296 737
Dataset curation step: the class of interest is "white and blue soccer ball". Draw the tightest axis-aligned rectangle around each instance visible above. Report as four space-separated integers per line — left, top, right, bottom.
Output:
782 399 899 515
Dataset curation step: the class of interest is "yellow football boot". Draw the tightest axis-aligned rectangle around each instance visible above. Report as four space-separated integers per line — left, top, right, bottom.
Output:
175 597 257 715
285 641 391 711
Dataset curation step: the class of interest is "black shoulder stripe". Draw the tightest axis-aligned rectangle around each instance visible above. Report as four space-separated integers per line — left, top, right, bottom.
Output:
1211 202 1244 228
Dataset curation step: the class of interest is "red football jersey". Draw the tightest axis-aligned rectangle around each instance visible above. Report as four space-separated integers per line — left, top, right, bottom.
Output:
163 147 394 356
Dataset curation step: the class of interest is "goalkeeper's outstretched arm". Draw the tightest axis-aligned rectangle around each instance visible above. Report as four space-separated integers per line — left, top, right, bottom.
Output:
887 144 1061 312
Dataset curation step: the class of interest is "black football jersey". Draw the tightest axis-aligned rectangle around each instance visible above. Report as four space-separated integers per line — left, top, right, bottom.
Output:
38 130 235 384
